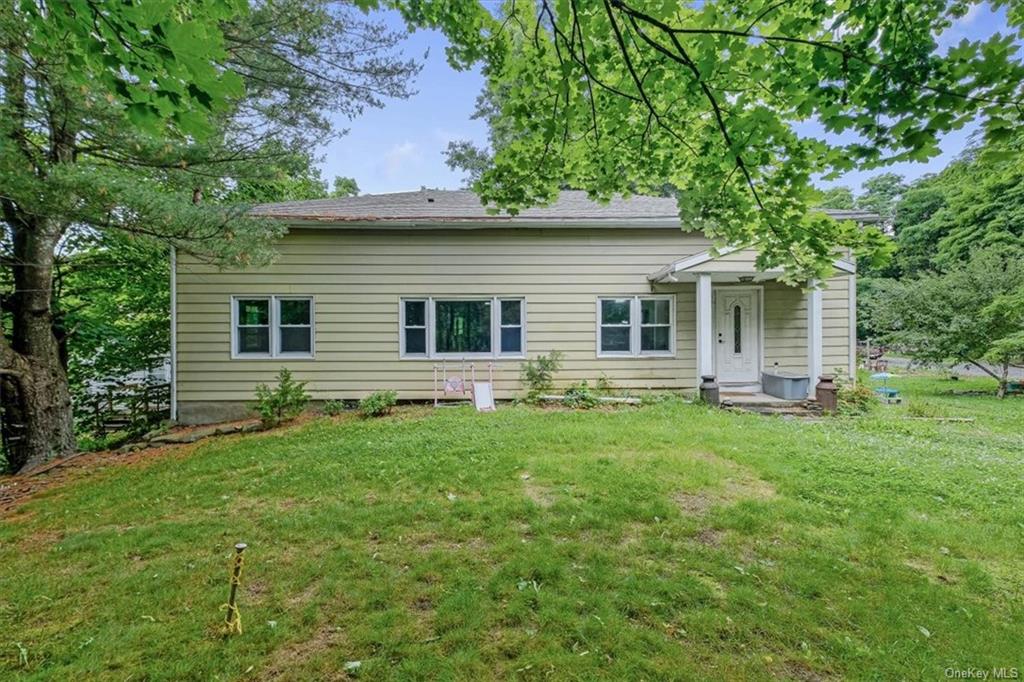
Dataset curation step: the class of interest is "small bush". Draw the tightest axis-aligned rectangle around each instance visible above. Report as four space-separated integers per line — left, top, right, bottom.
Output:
563 381 600 409
359 390 397 417
520 351 564 403
596 374 615 394
78 430 133 452
253 368 310 428
322 400 347 416
835 372 876 415
77 434 105 452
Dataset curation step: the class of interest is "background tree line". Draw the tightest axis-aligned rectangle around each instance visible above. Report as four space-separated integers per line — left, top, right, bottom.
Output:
822 132 1024 396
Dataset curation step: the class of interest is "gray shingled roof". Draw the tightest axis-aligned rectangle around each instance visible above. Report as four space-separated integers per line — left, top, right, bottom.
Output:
251 189 879 225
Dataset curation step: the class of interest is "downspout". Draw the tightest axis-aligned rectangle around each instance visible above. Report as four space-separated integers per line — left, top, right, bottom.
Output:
170 246 177 421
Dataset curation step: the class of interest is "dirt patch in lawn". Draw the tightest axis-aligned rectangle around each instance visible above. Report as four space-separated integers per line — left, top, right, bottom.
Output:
286 581 322 607
904 557 958 586
17 527 64 552
520 473 556 508
777 659 838 681
674 492 714 515
260 625 349 680
693 528 724 547
408 533 489 554
673 452 775 518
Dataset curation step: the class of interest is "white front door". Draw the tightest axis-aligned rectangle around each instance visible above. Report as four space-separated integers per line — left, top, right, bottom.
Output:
715 288 760 383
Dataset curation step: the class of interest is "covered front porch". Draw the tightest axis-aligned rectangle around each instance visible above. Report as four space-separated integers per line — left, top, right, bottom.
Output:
648 247 856 399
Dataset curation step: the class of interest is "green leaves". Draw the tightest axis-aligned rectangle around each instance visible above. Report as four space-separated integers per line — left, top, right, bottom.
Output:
22 0 249 139
872 246 1024 373
396 0 1024 280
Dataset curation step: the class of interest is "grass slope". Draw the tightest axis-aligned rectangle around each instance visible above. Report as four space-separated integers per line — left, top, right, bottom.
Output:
1 376 1022 680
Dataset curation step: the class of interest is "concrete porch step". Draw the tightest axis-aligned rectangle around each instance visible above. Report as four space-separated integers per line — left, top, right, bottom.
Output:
720 394 823 418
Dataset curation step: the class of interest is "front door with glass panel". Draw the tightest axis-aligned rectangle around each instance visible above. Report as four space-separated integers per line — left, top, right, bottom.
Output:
714 289 760 383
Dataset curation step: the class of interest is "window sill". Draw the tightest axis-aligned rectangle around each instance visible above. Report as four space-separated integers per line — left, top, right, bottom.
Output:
400 354 527 361
597 352 676 359
230 354 316 361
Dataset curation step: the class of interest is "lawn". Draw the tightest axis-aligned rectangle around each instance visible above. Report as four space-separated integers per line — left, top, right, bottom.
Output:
1 375 1022 680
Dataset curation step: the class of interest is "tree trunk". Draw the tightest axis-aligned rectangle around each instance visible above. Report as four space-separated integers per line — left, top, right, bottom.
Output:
1 36 77 473
997 362 1009 399
1 220 76 473
962 357 1010 399
1 350 76 473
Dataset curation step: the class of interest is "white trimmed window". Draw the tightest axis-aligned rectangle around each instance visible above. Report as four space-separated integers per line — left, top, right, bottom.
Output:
400 297 526 359
232 296 314 358
597 296 674 357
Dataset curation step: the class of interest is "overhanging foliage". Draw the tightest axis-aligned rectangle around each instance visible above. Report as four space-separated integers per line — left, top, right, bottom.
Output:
393 0 1024 280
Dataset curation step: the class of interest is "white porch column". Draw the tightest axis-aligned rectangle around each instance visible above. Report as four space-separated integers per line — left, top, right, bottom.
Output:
696 273 714 384
806 280 823 398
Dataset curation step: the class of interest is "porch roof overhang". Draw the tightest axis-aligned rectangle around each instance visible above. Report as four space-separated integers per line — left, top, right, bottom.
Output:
647 246 856 284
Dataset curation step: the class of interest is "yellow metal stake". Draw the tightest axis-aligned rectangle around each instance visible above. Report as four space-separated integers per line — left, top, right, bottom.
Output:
222 542 247 636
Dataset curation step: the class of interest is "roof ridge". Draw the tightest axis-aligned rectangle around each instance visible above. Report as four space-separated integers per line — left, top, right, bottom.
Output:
249 189 879 225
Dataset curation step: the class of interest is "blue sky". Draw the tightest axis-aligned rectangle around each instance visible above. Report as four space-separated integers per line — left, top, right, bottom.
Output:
320 5 1014 196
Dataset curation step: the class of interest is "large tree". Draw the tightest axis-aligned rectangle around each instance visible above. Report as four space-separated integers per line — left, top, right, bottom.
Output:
1 1 418 472
849 130 1024 338
869 247 1024 397
397 0 1023 280
907 144 1024 271
57 153 356 390
864 132 1024 279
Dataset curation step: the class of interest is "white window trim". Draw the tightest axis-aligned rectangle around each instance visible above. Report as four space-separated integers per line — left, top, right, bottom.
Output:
399 298 429 358
498 299 526 358
275 296 316 359
638 297 674 357
232 295 272 359
596 297 634 358
231 295 315 360
399 296 527 360
596 295 676 358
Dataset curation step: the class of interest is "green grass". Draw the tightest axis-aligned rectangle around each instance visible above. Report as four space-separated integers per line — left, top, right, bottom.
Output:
1 375 1022 680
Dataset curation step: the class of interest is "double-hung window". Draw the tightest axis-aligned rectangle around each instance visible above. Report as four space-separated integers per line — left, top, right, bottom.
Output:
499 299 524 355
232 296 314 358
400 297 526 359
402 300 428 356
597 296 674 357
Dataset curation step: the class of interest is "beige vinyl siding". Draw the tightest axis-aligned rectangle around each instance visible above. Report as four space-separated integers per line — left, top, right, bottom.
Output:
686 249 760 273
762 280 808 374
760 276 852 376
175 228 854 411
176 228 710 404
822 276 853 375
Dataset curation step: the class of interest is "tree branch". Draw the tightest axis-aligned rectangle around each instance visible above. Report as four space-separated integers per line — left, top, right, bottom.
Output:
598 0 697 155
610 0 1023 108
960 357 1001 381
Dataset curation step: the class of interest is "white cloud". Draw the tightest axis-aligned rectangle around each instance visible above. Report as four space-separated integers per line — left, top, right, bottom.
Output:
381 141 421 176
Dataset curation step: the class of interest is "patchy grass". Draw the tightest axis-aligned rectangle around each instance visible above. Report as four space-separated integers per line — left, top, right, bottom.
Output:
1 375 1022 680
